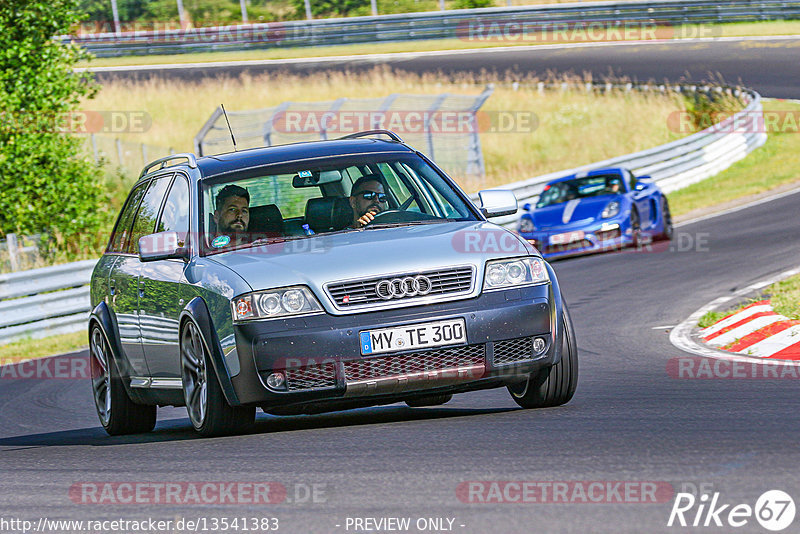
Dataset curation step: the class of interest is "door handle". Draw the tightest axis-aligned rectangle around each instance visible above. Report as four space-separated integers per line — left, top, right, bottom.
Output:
138 280 146 297
109 278 116 295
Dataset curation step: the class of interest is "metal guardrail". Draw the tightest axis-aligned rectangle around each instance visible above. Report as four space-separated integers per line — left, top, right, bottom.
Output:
0 84 766 344
63 0 800 57
0 260 97 344
479 85 766 228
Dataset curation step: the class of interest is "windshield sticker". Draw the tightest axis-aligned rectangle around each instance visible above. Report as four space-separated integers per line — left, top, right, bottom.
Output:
298 170 313 178
211 235 231 248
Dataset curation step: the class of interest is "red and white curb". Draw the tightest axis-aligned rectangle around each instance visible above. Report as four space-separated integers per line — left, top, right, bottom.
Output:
699 301 800 359
670 266 800 364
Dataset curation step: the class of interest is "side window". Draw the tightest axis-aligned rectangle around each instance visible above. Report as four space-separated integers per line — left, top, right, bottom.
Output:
157 175 190 238
127 175 172 254
627 170 637 192
109 183 148 253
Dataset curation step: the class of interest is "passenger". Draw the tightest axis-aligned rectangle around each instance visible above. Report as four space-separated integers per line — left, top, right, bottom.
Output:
212 184 250 244
349 174 388 228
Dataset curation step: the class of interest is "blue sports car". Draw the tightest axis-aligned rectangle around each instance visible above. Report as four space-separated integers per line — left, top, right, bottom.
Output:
517 168 673 260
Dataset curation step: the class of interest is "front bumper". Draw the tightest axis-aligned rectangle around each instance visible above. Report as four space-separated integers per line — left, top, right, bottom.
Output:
521 221 629 260
228 284 554 407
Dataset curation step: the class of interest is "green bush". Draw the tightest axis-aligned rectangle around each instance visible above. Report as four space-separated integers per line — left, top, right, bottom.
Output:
0 0 109 258
290 0 371 18
452 0 494 8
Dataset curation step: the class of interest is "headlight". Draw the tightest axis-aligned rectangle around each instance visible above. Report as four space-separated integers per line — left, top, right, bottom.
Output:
232 286 323 321
601 201 620 219
483 257 549 291
518 217 535 233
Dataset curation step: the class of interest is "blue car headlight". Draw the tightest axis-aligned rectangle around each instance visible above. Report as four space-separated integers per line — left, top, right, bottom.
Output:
519 217 535 233
483 257 549 291
601 201 620 219
232 286 323 321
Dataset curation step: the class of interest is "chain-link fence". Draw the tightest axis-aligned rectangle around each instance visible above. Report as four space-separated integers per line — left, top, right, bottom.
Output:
194 87 494 180
83 134 175 175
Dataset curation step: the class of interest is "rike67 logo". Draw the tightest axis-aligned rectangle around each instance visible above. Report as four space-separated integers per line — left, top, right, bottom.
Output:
668 490 796 531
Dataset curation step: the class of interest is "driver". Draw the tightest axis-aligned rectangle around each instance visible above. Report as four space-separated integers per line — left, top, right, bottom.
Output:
606 177 622 194
212 184 250 245
349 174 388 228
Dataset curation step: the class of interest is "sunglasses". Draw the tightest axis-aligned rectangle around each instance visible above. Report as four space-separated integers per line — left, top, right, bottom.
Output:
358 191 388 202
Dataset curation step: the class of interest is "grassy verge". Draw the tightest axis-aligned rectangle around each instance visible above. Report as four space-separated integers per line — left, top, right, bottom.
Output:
76 20 800 68
668 99 800 217
768 274 800 320
82 70 693 200
0 331 88 364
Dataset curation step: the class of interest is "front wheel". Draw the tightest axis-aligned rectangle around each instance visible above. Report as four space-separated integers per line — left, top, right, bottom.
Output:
90 324 156 435
657 197 673 241
181 320 254 437
507 304 578 408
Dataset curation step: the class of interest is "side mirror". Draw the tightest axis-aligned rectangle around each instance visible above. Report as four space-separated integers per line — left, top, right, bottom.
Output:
138 231 189 262
635 175 652 191
478 189 518 218
522 202 532 212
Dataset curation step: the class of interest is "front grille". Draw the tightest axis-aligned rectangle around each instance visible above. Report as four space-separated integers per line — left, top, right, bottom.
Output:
493 337 534 365
344 343 485 382
326 266 474 308
283 363 337 391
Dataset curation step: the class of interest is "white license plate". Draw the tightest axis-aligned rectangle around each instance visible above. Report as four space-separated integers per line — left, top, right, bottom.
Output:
360 318 467 355
550 230 585 245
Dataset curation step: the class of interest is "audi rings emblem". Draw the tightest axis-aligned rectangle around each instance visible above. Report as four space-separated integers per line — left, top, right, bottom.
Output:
375 276 433 300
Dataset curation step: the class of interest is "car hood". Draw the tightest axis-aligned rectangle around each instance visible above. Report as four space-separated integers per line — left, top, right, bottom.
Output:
207 221 535 296
533 196 618 229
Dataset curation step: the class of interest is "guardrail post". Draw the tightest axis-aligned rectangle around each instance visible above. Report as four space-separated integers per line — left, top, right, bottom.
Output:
425 93 449 160
321 98 347 140
90 133 99 163
262 102 290 147
7 233 19 272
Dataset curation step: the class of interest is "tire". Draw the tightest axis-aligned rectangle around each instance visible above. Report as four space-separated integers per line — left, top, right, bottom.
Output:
507 304 578 408
405 393 453 407
90 324 157 436
629 208 642 249
181 320 254 437
656 197 674 241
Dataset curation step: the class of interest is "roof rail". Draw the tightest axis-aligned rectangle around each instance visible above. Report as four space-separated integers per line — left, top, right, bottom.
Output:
339 130 404 143
139 153 198 178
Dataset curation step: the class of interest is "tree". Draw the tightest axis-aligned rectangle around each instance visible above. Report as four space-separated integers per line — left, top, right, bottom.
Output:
0 0 107 256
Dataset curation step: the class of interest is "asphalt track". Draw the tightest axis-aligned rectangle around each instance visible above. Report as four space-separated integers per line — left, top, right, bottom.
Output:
2 190 800 533
2 38 800 533
93 37 800 99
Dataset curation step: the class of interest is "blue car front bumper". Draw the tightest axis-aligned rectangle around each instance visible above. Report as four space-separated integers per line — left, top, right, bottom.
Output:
520 219 632 260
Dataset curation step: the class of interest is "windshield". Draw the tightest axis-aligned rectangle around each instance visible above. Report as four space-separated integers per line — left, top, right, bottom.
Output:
200 152 478 255
536 174 624 208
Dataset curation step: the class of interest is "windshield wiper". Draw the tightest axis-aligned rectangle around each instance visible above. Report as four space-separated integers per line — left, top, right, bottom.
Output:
365 219 453 229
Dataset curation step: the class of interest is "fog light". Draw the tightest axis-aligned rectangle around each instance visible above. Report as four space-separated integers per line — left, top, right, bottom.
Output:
266 372 285 389
533 337 546 354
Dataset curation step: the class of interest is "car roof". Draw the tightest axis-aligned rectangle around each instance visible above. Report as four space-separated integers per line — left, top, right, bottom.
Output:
195 138 414 178
546 167 626 186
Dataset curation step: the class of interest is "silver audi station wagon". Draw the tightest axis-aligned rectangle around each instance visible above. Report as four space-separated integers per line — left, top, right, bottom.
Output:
89 130 578 436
